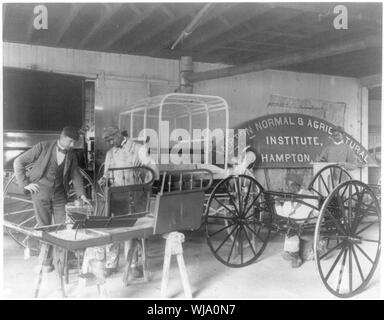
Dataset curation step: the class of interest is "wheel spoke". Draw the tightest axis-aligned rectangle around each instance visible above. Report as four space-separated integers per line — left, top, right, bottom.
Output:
213 197 237 217
243 192 262 219
351 245 365 282
213 223 238 254
4 208 35 216
242 178 253 213
5 195 33 204
319 174 330 195
243 222 266 243
354 243 374 264
17 215 36 227
319 239 345 260
336 247 348 293
241 225 257 257
330 167 335 190
324 244 347 281
224 186 240 216
207 222 236 238
235 177 243 217
356 220 380 236
239 225 244 264
359 238 380 244
226 226 240 263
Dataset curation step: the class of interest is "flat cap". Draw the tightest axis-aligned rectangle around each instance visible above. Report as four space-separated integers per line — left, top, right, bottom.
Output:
62 126 80 141
102 126 120 140
286 173 303 186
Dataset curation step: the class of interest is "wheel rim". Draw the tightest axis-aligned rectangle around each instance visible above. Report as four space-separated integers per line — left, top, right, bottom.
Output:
3 168 39 252
309 164 352 198
3 167 98 250
314 180 381 298
205 175 271 267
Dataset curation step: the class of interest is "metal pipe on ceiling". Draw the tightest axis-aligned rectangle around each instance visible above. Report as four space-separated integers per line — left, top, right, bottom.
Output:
187 35 381 82
171 3 213 50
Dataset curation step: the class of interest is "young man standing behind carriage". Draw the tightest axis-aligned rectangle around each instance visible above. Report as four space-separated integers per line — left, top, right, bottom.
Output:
317 126 358 170
88 126 157 279
275 173 320 268
13 126 91 272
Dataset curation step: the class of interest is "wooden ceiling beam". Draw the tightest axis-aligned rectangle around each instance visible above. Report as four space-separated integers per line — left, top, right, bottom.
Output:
188 34 381 82
79 4 121 48
147 3 235 56
55 4 83 45
203 7 305 54
102 4 158 51
181 4 273 51
359 74 382 88
129 5 201 53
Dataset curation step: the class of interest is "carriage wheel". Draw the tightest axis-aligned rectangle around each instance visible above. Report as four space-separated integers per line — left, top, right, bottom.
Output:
205 175 272 267
308 164 352 198
314 180 381 298
3 168 97 251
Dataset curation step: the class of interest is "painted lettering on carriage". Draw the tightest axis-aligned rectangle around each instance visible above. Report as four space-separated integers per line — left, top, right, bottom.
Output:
234 113 376 168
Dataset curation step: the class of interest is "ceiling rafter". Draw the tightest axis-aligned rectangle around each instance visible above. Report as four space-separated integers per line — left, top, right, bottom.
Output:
203 7 305 54
180 4 273 51
127 5 200 53
55 4 84 45
79 3 122 48
188 34 381 82
147 3 236 56
101 4 158 51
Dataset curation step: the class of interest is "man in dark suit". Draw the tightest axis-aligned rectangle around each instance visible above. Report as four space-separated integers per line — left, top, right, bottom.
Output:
13 126 90 272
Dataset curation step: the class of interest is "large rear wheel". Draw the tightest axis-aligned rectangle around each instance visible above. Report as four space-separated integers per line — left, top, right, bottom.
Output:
314 180 381 298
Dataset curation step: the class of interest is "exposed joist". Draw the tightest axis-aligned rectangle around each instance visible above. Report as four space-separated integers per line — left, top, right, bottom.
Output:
181 3 272 51
188 35 381 82
359 74 382 88
203 7 305 54
55 4 83 45
127 7 195 51
148 3 235 56
79 4 121 48
102 4 157 51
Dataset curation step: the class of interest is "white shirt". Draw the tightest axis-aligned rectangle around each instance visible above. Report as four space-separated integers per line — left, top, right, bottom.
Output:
56 141 66 166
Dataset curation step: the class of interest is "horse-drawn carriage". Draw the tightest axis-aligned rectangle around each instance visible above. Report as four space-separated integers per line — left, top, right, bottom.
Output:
3 93 381 298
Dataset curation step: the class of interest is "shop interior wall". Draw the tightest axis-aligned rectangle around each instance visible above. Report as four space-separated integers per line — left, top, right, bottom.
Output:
3 43 223 171
194 70 368 188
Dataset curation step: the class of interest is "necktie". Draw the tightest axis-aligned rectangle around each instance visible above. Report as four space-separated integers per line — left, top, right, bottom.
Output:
58 147 68 154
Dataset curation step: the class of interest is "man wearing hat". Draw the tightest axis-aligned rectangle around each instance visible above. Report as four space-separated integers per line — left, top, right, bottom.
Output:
275 173 319 268
318 126 358 170
94 126 157 278
14 126 90 272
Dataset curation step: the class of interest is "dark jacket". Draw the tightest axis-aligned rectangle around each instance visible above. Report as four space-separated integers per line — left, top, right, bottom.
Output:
13 140 85 198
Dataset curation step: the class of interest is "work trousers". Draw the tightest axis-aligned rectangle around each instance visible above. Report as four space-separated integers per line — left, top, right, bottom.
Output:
31 186 67 266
